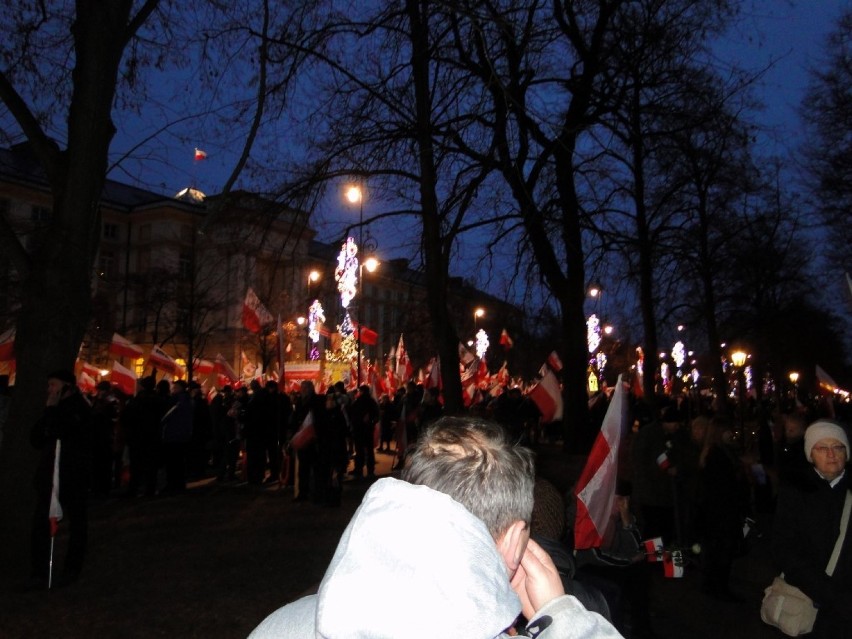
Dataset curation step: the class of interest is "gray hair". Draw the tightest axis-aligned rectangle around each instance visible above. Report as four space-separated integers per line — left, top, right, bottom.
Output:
402 416 535 539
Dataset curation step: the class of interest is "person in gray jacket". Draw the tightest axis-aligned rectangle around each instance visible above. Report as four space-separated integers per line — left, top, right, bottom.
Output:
249 416 622 638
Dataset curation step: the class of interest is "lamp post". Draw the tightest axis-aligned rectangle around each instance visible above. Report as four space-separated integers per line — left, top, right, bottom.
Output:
731 350 748 431
356 256 379 385
474 307 484 334
789 371 800 403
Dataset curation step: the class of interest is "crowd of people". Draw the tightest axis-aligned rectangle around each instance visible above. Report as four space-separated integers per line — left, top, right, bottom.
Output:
21 364 852 638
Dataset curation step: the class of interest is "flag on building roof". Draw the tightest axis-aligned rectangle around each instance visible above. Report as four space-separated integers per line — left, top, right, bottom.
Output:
109 333 144 359
111 360 138 397
242 287 274 333
499 329 513 350
528 364 563 423
574 375 627 549
194 148 208 161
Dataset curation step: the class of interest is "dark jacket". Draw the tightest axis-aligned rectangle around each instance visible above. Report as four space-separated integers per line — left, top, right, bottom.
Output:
161 391 193 443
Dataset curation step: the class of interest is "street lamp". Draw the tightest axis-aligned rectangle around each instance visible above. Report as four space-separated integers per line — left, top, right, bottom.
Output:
356 255 379 385
731 350 748 433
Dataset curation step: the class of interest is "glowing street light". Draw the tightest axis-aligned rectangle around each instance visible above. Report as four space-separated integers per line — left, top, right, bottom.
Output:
731 350 747 368
789 371 800 384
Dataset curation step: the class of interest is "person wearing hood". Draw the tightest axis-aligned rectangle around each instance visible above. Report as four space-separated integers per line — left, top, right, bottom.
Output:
772 419 852 637
249 416 622 638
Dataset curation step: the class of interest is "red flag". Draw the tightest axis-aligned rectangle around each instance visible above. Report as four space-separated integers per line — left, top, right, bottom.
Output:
0 328 15 362
148 345 181 376
663 551 684 578
78 371 97 395
499 329 513 349
496 360 510 387
194 147 208 160
49 441 63 537
643 537 664 562
242 288 273 333
396 334 413 383
215 353 239 383
528 365 563 423
109 333 144 359
547 350 563 373
353 322 378 346
476 356 489 387
574 375 627 549
79 361 101 379
110 360 138 396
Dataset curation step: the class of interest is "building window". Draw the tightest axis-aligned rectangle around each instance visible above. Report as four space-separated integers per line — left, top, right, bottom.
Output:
31 205 51 225
103 222 118 240
134 357 146 378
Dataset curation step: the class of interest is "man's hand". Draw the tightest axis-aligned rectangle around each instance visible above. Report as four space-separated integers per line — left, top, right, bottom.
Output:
510 538 565 621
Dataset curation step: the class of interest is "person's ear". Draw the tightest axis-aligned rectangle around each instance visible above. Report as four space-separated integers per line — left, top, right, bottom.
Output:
496 520 529 575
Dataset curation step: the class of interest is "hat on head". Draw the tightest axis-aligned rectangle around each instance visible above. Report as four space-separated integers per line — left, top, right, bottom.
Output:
47 369 76 385
804 420 850 462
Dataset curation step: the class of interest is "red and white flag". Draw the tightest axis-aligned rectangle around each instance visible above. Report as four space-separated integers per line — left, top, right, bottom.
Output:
0 327 15 362
49 441 63 537
78 361 101 379
242 288 273 333
192 358 215 375
643 537 664 562
656 451 671 471
574 375 627 549
499 329 513 349
458 342 476 366
111 360 138 396
148 345 181 376
663 551 684 578
215 353 239 383
528 364 563 423
194 147 208 161
816 365 838 393
495 360 510 387
547 350 563 373
396 334 413 383
78 371 97 395
109 333 144 359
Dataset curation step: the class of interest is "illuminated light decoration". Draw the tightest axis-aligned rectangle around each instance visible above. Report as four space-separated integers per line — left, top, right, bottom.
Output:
475 328 489 359
661 362 669 386
636 347 644 377
335 237 359 309
596 352 607 374
692 368 700 385
308 300 326 361
338 312 357 361
587 314 601 354
745 365 753 391
672 341 685 370
588 367 599 393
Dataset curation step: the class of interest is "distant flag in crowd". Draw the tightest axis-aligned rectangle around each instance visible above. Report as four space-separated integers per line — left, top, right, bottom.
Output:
499 329 513 349
215 353 239 383
242 288 274 333
352 322 379 346
192 358 215 375
109 333 144 360
48 439 63 588
396 334 413 383
148 345 181 376
528 363 563 423
78 371 97 394
111 360 138 396
194 147 208 161
458 342 476 366
547 350 563 373
574 375 627 549
0 327 15 361
816 364 839 393
495 360 510 388
643 537 664 562
424 357 441 390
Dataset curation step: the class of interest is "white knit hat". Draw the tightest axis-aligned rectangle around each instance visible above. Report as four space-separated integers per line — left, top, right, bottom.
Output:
804 420 850 462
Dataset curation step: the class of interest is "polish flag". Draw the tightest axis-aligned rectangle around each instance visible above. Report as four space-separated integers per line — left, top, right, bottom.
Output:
242 288 273 333
656 451 671 471
78 371 97 395
475 356 489 386
385 351 397 394
79 361 101 379
547 350 563 373
111 360 138 396
528 364 563 423
148 345 181 376
192 358 215 375
396 334 413 383
458 342 476 366
215 353 239 382
495 360 510 387
49 441 63 538
0 327 14 361
574 375 627 549
499 329 513 349
109 333 144 359
194 148 208 160
643 537 664 561
663 551 684 578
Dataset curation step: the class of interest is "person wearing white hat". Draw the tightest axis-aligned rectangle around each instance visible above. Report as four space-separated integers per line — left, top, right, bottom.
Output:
772 419 852 637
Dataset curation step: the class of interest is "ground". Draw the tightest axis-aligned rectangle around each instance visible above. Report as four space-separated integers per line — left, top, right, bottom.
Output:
1 444 784 638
